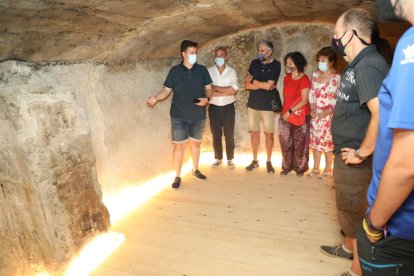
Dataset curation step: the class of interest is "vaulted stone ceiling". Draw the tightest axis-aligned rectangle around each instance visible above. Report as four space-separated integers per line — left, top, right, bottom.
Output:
0 0 409 62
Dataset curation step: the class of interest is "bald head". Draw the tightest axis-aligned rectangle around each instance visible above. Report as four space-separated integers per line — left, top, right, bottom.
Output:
341 8 376 40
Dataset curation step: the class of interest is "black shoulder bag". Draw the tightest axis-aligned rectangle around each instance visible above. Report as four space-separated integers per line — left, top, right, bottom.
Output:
271 88 282 113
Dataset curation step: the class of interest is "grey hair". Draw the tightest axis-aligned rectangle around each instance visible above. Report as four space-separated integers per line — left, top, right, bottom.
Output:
342 8 376 38
258 40 274 53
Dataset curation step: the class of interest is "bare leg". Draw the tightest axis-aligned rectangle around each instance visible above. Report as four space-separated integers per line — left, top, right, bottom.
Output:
265 133 274 161
350 238 362 275
312 149 322 171
343 237 354 251
173 142 186 177
324 151 334 173
251 131 260 160
190 140 201 171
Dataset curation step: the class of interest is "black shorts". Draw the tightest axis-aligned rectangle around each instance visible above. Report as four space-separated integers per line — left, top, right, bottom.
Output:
357 225 414 275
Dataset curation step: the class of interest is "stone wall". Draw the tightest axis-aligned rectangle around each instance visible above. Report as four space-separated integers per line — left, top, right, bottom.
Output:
0 61 111 275
0 58 180 274
43 59 178 194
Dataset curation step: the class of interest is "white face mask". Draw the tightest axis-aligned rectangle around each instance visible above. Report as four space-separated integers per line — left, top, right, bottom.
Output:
215 57 225 67
285 67 292 74
318 61 329 72
188 54 197 65
285 66 296 74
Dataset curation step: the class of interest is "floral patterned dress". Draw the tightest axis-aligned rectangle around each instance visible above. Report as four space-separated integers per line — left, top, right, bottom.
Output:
309 71 340 152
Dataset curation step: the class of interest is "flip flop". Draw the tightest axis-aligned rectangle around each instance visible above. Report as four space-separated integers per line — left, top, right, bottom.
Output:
307 170 320 177
317 171 333 180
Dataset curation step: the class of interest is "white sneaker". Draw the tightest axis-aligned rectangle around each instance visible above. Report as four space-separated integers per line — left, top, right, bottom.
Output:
228 160 235 169
211 159 222 167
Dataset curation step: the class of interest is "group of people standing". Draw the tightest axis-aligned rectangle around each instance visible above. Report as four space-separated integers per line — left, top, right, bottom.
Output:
244 42 339 179
147 1 414 275
146 38 339 185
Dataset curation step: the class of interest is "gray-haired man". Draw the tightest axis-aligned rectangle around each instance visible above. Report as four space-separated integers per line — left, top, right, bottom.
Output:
244 40 281 173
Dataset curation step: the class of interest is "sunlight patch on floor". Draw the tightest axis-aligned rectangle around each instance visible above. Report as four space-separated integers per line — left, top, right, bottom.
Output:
66 232 125 276
62 159 194 276
103 160 193 225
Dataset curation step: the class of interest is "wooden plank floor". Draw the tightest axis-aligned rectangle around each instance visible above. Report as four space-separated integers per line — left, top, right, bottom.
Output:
91 154 349 276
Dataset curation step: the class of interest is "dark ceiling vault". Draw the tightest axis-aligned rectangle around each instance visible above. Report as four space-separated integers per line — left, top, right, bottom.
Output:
0 0 409 63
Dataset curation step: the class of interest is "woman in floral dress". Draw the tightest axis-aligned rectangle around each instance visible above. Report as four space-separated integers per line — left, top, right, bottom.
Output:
308 47 340 180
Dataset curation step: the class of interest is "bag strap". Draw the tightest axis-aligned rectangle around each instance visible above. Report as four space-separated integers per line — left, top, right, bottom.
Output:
294 75 304 101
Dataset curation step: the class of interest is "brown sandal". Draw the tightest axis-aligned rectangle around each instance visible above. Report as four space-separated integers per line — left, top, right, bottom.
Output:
317 171 333 180
307 170 320 177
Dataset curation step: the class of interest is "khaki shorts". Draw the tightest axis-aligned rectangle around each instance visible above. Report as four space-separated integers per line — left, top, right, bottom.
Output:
333 154 372 238
248 108 275 133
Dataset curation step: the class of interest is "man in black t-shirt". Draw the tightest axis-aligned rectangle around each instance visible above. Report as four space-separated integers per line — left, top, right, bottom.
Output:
319 9 389 276
244 40 281 173
147 40 213 189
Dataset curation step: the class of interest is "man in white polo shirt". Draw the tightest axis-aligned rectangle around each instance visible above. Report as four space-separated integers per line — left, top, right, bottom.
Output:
208 47 239 169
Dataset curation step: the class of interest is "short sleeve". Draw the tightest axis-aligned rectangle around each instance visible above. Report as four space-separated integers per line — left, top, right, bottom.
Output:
163 67 175 89
202 66 213 86
324 74 340 110
328 74 341 100
270 61 281 83
248 60 255 76
356 62 388 105
388 39 414 130
312 71 318 81
229 68 239 91
299 75 311 90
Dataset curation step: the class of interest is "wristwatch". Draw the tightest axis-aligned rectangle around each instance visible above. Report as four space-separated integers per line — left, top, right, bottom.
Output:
355 149 368 160
288 109 293 114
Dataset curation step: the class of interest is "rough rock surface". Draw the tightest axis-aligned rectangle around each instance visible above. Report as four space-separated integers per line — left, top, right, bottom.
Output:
0 0 408 62
0 61 110 275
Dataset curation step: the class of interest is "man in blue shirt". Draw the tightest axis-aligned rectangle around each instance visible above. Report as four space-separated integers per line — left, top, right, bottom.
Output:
356 0 414 275
147 40 213 189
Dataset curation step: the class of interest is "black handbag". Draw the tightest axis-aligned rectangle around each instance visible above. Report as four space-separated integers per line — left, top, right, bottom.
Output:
271 89 282 113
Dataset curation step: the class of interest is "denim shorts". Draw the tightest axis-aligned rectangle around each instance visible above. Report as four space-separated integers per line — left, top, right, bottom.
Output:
171 117 206 143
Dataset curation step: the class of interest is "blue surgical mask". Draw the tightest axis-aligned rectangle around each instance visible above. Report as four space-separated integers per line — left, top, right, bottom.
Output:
215 57 225 67
188 54 197 65
318 61 329 72
257 54 266 62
